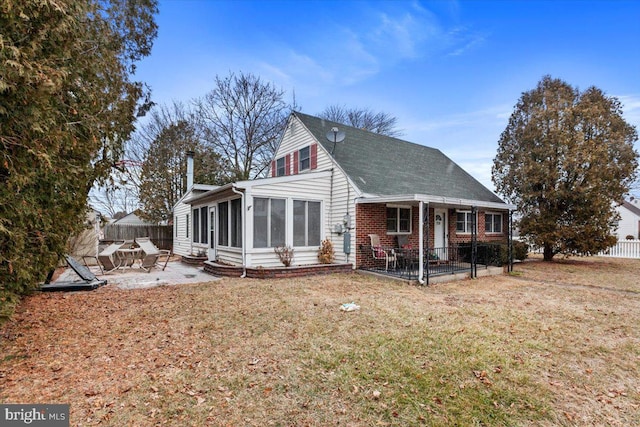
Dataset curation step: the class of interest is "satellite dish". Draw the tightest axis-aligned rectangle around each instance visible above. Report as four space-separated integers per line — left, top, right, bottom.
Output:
326 127 345 155
326 127 345 143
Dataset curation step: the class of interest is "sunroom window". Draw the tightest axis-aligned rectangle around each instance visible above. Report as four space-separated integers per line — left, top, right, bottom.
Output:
254 198 286 248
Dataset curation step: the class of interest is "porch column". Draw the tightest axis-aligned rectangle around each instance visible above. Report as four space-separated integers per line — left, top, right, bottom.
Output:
508 210 514 273
418 201 424 284
471 206 477 279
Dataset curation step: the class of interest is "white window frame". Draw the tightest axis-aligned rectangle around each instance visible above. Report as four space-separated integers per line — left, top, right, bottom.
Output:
386 205 412 234
218 199 243 248
293 200 321 247
456 210 476 234
485 212 503 234
299 146 310 172
276 157 286 177
253 197 286 248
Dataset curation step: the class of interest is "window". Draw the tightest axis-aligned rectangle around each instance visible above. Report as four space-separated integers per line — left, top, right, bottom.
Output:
299 146 310 171
386 206 411 233
253 198 286 248
191 207 208 244
200 206 208 244
218 201 228 246
192 208 200 243
276 157 286 176
485 212 503 234
293 200 321 246
231 198 242 248
218 200 242 248
456 211 475 233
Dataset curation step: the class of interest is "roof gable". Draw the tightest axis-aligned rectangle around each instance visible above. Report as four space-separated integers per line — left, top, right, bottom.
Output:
621 200 640 217
292 111 504 204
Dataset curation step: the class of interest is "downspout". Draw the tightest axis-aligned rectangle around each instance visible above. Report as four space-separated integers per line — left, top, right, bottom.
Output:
418 201 425 285
231 185 247 278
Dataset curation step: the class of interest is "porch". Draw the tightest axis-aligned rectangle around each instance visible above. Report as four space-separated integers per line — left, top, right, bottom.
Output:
355 198 514 285
358 243 508 284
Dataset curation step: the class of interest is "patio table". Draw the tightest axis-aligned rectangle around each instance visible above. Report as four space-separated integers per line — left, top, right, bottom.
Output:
116 247 142 270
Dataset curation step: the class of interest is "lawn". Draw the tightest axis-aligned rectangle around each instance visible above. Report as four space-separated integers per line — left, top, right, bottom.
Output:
1 256 639 426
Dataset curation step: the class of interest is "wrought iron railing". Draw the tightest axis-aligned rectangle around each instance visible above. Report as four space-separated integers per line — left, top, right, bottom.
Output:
360 242 509 283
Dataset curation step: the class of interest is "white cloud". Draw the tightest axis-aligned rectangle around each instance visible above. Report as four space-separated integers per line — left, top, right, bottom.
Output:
258 3 487 92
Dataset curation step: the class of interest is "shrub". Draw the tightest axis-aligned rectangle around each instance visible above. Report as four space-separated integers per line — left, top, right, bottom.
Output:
274 246 294 267
318 238 335 264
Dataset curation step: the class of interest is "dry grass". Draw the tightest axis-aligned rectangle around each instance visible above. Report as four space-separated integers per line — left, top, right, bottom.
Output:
1 256 639 426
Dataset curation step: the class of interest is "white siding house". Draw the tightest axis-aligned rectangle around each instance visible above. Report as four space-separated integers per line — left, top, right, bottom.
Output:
173 184 218 257
614 199 640 240
172 151 219 257
180 111 513 281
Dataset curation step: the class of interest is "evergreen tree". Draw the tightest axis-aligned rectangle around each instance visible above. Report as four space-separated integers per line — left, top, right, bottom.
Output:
492 76 638 261
0 0 158 305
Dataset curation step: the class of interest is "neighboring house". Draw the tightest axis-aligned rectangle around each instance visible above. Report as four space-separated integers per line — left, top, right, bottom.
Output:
614 198 640 240
68 208 102 262
173 151 219 257
109 211 151 225
178 111 514 281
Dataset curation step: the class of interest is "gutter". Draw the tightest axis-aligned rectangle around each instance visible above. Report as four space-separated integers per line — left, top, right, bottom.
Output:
231 185 247 278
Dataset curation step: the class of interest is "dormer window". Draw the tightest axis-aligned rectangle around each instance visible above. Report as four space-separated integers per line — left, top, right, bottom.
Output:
276 157 286 176
299 146 310 171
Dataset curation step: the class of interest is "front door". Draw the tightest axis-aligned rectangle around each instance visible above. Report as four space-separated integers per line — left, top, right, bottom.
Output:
434 209 448 260
208 207 216 261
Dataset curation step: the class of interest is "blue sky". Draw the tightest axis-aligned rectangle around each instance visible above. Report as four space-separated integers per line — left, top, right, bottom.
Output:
135 0 640 193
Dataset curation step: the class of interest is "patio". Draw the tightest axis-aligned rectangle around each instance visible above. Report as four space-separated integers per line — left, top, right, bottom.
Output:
51 257 218 290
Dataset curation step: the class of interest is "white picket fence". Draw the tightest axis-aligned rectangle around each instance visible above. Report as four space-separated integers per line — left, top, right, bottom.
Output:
599 240 640 259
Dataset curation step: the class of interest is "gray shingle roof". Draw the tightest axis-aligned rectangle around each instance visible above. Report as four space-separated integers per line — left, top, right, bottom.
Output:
293 111 505 204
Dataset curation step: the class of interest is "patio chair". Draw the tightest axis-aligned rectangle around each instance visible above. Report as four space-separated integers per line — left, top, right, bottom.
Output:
135 237 161 272
368 234 396 271
96 242 125 274
395 235 416 269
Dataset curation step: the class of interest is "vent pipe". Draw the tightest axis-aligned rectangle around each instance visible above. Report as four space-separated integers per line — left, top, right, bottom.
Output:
186 150 195 190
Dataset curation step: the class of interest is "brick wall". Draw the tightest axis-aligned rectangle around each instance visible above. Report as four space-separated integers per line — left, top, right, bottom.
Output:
356 204 510 268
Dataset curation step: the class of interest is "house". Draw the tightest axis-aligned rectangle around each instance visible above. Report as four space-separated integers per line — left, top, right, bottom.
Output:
178 111 514 282
68 207 102 263
172 151 219 257
614 198 640 240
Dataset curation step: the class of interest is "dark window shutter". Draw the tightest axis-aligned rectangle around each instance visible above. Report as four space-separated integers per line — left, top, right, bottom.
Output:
271 160 276 177
285 154 291 176
311 144 318 170
293 151 299 174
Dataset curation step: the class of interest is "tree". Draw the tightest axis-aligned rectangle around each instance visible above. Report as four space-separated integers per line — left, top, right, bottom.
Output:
194 72 290 181
0 0 157 302
492 76 638 261
133 103 226 223
318 105 402 137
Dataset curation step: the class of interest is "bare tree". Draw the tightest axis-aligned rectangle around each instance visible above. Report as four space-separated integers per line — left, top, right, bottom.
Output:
319 105 403 137
194 72 290 181
131 102 226 222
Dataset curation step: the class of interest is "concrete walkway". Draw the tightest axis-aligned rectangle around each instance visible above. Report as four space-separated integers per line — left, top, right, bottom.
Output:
55 260 219 290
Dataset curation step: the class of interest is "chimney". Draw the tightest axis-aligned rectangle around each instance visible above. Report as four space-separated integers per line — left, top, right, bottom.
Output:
186 150 194 190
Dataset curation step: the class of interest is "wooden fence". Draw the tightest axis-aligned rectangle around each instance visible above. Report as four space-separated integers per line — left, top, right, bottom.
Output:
102 224 173 250
598 239 640 259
